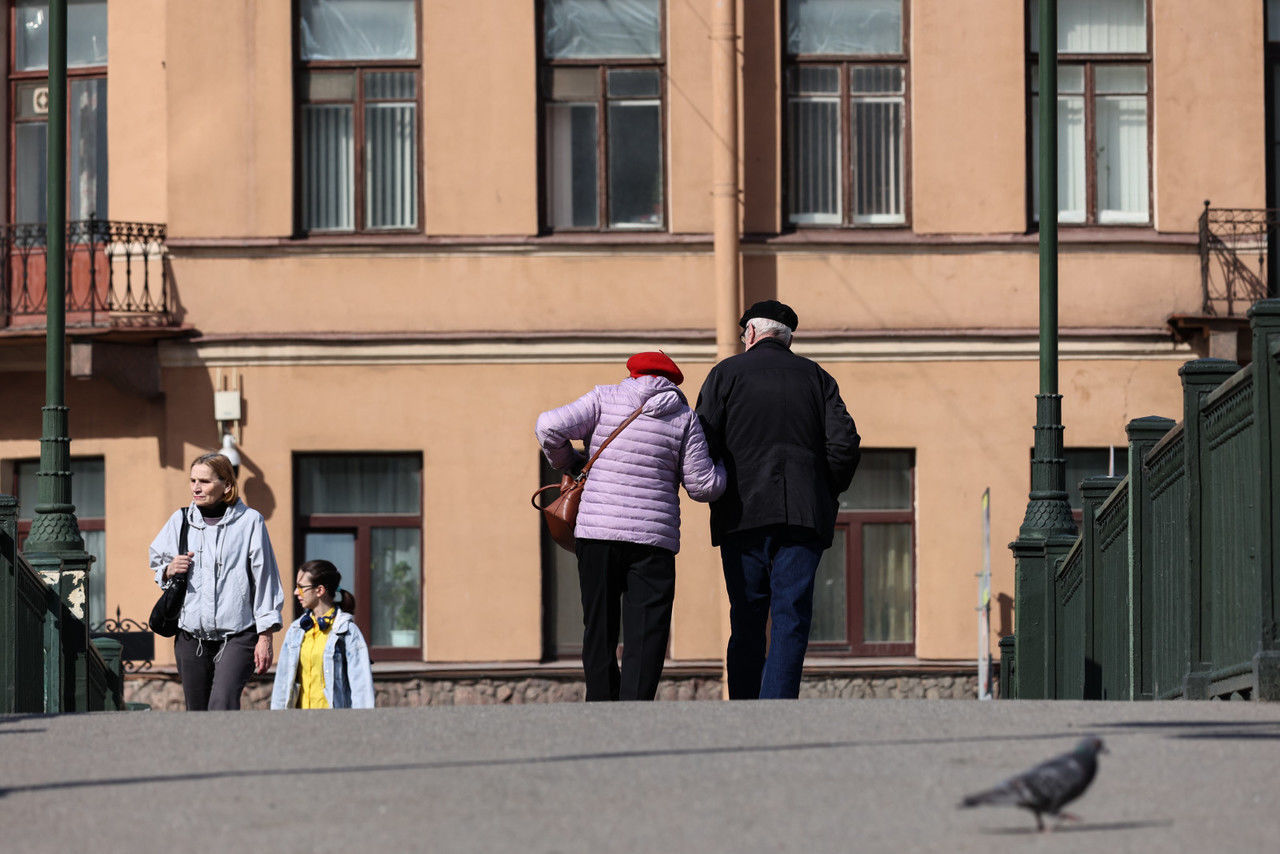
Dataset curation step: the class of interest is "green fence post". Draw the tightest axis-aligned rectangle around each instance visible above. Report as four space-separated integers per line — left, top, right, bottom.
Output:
90 637 123 711
1013 535 1075 699
998 634 1017 699
1180 358 1239 699
1081 476 1121 699
1126 416 1175 700
0 495 17 713
1248 300 1280 698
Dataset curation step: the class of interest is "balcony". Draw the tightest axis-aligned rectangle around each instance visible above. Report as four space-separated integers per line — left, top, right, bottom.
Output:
1197 203 1275 317
1 219 180 398
1 218 173 332
1169 204 1278 363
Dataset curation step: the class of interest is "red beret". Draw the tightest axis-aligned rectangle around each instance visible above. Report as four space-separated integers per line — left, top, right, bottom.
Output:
627 351 684 385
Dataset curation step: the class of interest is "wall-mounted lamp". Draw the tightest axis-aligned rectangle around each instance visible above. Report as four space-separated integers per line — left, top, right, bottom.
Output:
214 375 243 476
219 430 241 475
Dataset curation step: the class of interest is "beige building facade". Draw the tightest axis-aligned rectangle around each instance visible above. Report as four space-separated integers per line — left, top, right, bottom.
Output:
1 0 1272 700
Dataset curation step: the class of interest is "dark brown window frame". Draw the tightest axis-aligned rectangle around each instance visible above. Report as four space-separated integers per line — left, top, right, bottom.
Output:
292 0 424 237
808 450 916 658
537 0 669 233
6 4 106 226
781 1 912 230
294 453 424 662
1027 0 1153 228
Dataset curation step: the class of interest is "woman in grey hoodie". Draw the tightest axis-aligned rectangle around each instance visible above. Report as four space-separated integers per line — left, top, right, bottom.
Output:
149 452 284 710
536 352 725 701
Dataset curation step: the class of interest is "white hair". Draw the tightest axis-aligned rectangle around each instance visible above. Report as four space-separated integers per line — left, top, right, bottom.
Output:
746 317 793 347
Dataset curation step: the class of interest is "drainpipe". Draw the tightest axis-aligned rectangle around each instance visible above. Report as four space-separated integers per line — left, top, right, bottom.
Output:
711 0 740 362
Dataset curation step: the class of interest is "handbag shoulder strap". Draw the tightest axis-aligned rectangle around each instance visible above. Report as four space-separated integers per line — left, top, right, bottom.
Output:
178 508 190 554
579 402 646 480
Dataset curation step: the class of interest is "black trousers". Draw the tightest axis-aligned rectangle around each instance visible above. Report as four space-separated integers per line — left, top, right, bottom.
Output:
174 628 257 710
575 538 676 701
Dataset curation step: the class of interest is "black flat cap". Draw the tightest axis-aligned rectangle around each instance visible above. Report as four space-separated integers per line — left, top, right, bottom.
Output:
739 299 798 332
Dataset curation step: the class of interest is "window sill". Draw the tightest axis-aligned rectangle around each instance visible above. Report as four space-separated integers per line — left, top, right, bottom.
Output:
165 227 1199 255
755 226 1196 247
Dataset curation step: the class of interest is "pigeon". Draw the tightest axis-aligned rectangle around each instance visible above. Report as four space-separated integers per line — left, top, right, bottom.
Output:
958 736 1107 832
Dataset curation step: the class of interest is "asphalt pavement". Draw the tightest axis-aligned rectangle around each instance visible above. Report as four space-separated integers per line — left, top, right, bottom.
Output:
2 698 1279 853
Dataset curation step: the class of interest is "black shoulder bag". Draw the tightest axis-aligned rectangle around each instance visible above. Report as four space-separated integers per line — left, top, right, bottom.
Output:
149 510 191 638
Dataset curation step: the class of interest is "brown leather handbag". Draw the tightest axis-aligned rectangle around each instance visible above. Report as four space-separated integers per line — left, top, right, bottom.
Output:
531 403 646 553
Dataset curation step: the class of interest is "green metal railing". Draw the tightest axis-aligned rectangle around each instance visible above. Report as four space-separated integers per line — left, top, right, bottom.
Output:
0 495 124 713
1009 299 1280 700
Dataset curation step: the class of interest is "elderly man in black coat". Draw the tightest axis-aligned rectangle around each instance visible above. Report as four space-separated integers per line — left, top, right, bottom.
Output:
695 300 861 699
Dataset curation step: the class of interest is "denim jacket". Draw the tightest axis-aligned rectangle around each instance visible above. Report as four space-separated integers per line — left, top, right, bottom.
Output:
270 609 375 709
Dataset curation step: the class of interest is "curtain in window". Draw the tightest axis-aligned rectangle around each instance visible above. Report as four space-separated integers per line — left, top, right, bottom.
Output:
838 450 912 511
787 67 840 224
17 459 106 628
69 78 108 221
1030 0 1146 54
14 0 108 71
299 0 416 61
297 456 421 515
84 529 106 630
370 528 421 647
301 106 355 231
15 123 48 225
787 0 902 56
850 67 904 223
863 523 912 644
1030 85 1087 223
17 459 104 518
365 103 418 229
810 529 848 643
546 103 599 228
544 0 661 59
1095 67 1148 223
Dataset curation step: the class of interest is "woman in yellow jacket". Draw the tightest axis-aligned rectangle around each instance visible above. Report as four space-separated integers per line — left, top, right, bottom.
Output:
270 560 374 708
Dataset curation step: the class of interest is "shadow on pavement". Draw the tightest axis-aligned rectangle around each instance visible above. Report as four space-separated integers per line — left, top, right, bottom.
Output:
0 729 1097 798
979 819 1173 835
1088 719 1280 740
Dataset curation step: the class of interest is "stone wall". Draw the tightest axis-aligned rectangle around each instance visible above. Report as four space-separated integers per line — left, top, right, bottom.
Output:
124 668 983 709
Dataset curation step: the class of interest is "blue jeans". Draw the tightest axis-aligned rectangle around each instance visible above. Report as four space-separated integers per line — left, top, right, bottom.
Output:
720 528 824 699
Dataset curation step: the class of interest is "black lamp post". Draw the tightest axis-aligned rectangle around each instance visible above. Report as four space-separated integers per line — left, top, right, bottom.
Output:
1010 0 1077 699
25 1 90 639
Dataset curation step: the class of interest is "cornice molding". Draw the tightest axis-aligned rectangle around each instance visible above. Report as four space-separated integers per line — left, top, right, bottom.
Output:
157 328 1193 369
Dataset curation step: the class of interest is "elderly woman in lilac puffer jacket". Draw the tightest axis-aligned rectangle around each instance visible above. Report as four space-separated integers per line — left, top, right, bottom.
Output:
536 352 726 701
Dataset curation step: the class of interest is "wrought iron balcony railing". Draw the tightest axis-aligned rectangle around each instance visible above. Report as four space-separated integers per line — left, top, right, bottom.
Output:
1198 202 1277 317
1 218 171 330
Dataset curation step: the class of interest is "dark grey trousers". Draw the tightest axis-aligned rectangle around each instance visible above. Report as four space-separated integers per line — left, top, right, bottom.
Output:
575 538 675 702
174 628 257 710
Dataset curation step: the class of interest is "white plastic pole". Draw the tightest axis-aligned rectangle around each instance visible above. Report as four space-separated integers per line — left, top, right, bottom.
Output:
978 488 992 699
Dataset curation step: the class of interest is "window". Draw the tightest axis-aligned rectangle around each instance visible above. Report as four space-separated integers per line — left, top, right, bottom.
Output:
296 0 420 233
1063 446 1127 523
784 0 908 227
541 0 665 231
810 450 914 656
14 457 107 628
8 0 108 223
540 456 582 659
1029 0 1150 225
295 454 422 659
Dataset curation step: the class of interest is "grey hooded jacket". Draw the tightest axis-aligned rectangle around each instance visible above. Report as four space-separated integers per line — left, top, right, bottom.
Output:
149 500 285 639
